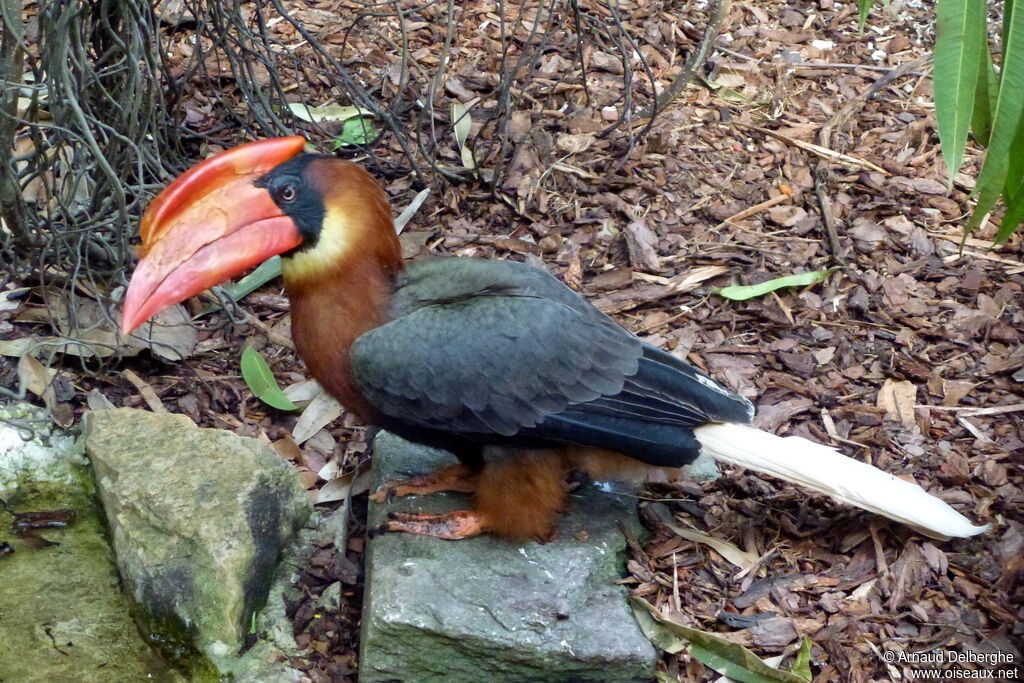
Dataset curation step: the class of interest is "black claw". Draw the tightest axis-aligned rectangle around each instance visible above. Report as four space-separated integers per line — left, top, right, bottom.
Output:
387 511 401 520
367 524 387 539
385 487 396 504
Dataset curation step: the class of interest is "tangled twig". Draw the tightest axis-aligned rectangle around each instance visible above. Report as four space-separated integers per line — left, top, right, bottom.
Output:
1 0 707 363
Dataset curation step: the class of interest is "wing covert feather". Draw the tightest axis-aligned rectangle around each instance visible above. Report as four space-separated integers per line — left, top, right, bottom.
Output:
350 258 754 464
351 268 642 436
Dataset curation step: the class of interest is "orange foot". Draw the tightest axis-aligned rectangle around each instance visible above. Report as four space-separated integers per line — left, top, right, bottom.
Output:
370 463 478 503
382 510 485 540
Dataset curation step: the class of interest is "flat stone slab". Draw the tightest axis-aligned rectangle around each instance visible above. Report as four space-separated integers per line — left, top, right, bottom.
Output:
360 432 656 682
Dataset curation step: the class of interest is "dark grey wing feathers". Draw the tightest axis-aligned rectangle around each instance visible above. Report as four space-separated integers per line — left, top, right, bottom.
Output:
351 258 753 465
351 268 641 437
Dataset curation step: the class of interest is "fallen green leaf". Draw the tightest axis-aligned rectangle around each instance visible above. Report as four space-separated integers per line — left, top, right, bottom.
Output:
788 636 813 681
333 116 378 148
240 345 297 411
717 268 837 301
629 598 687 654
630 598 807 683
698 73 749 104
201 256 282 315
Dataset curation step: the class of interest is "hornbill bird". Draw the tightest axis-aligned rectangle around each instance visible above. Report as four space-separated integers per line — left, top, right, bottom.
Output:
122 137 989 542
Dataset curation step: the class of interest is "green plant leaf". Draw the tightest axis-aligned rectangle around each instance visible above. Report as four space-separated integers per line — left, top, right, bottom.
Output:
717 268 837 301
934 0 985 183
997 166 1024 242
697 73 750 103
202 256 282 315
1004 112 1024 202
240 345 298 411
856 0 874 31
629 598 687 654
333 116 378 148
630 599 807 683
788 637 814 681
1003 0 1015 68
967 0 1024 235
971 46 997 146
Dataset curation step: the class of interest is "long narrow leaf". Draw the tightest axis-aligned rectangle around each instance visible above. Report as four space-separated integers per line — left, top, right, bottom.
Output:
856 0 874 31
664 522 759 571
630 599 807 683
394 188 430 234
717 268 837 301
968 0 1024 233
202 256 283 315
1003 0 1015 67
971 47 997 146
996 168 1024 242
1004 113 1024 204
934 0 985 183
788 637 814 682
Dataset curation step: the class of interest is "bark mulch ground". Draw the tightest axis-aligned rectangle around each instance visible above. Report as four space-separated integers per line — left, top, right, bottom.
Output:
2 0 1021 680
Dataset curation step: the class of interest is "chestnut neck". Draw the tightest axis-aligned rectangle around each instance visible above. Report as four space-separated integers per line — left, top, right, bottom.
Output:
280 157 404 419
285 252 402 420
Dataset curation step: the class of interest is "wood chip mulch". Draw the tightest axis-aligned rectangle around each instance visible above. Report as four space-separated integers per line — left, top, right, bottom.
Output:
2 0 1021 680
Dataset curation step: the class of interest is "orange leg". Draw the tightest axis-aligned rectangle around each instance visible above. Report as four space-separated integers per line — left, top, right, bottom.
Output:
369 463 478 503
371 450 570 542
383 510 486 540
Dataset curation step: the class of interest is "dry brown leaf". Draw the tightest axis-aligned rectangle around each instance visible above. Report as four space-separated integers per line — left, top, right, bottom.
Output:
623 219 661 272
123 369 167 413
876 379 917 428
293 390 343 445
129 304 199 361
555 133 595 154
273 433 303 462
665 521 759 571
283 379 324 406
317 469 372 504
17 353 50 398
86 388 115 411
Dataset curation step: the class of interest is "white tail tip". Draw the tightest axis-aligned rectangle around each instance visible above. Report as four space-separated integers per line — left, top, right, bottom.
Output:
694 423 990 540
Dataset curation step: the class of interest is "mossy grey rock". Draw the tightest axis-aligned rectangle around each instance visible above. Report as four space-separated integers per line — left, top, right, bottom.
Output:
360 432 656 682
209 507 351 683
0 402 83 497
84 408 311 659
0 404 181 682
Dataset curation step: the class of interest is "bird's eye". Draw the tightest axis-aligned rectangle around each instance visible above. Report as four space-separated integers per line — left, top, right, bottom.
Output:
278 184 297 203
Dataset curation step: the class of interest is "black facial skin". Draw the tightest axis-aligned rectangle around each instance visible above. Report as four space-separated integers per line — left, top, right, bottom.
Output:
254 154 328 252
